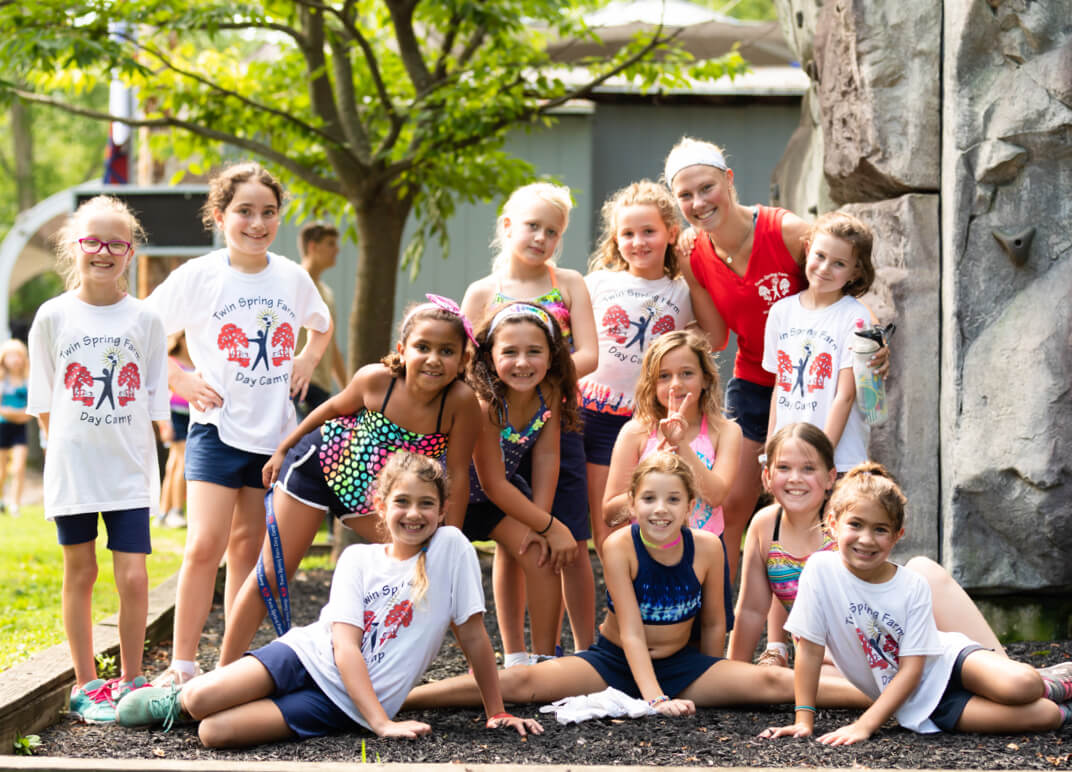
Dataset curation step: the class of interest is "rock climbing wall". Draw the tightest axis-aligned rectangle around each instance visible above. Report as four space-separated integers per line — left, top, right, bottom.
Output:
771 0 1072 591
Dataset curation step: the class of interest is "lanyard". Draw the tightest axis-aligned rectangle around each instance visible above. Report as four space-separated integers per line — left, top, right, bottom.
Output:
256 489 291 636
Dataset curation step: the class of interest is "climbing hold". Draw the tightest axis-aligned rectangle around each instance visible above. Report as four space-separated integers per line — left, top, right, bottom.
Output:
992 227 1034 266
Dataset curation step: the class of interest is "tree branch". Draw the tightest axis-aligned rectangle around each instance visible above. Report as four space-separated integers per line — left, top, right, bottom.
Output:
384 0 432 93
327 33 372 163
432 9 463 81
9 87 344 195
336 6 401 137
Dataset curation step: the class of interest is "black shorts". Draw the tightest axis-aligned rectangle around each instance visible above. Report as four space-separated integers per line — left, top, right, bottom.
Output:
724 377 773 444
928 644 985 732
581 408 631 466
574 634 722 699
0 422 27 449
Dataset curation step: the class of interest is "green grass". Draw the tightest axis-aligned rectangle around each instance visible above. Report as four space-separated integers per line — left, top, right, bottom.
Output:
0 506 186 672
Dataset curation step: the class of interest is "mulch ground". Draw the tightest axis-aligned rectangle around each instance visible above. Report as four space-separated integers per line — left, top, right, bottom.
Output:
38 551 1072 768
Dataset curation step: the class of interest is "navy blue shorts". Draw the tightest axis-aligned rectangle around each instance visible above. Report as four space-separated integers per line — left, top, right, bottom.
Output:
724 377 773 444
581 408 631 466
170 410 189 443
0 422 27 449
929 644 985 731
552 430 590 540
55 508 151 553
248 641 361 739
276 429 359 519
574 634 722 699
185 423 270 489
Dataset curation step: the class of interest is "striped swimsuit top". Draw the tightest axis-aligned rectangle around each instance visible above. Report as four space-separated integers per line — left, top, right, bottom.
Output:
766 507 837 612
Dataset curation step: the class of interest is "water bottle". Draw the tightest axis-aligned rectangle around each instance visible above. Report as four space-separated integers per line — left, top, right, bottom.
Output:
852 319 892 425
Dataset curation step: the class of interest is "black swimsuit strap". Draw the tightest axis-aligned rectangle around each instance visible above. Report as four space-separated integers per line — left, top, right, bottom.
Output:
435 385 449 433
380 377 397 413
772 506 783 541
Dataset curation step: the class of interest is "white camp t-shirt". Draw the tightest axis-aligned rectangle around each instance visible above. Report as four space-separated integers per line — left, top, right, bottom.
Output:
280 526 485 728
786 551 975 734
762 293 870 471
580 271 693 416
27 293 169 519
147 250 331 454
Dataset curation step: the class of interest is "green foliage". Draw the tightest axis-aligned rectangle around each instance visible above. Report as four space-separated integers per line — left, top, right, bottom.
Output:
9 272 64 324
94 651 118 679
13 732 42 756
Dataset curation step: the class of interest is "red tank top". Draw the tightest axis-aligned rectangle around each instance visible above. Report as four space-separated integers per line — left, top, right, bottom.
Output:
690 205 805 387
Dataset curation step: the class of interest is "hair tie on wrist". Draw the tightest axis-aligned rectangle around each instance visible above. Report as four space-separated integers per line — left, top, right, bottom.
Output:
795 705 816 713
490 712 514 720
536 513 554 535
648 695 670 707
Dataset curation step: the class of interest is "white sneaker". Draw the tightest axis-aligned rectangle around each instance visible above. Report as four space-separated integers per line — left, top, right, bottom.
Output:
151 665 199 688
164 509 187 528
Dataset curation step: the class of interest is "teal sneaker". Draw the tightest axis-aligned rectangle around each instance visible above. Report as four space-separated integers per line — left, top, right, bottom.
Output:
116 684 185 730
69 679 117 724
112 675 149 701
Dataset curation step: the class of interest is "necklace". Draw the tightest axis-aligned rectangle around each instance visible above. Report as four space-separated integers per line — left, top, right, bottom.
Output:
718 207 757 265
639 530 683 550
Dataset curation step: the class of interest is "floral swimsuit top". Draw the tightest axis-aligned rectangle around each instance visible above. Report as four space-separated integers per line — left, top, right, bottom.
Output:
469 386 549 502
640 414 724 535
318 377 449 515
766 507 837 612
493 266 573 349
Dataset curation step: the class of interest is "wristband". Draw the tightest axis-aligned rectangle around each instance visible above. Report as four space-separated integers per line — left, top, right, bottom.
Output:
647 695 670 707
795 705 816 713
487 712 515 726
536 513 554 535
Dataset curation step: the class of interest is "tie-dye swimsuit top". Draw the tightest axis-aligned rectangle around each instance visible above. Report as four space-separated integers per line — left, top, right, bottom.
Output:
606 525 701 625
318 377 450 515
493 266 573 349
640 415 724 535
766 507 837 611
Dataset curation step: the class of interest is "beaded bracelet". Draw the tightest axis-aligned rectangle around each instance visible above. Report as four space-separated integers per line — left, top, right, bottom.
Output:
795 705 816 713
536 513 554 535
648 695 670 707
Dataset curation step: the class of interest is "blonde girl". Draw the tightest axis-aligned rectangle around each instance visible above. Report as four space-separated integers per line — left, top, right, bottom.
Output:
0 338 31 515
404 452 869 715
218 296 481 666
762 463 1071 744
461 181 598 652
118 452 542 745
735 424 1014 670
28 195 169 721
603 329 741 625
581 180 695 557
147 162 333 686
466 303 579 666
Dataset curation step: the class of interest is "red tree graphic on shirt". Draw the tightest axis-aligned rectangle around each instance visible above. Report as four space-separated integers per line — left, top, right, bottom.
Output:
776 351 793 392
651 314 675 338
217 323 250 366
64 362 95 406
380 600 414 643
808 353 833 392
271 322 295 366
117 362 140 406
601 305 630 344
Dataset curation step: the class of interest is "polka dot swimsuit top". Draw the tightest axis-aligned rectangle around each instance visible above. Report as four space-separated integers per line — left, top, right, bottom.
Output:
317 377 450 515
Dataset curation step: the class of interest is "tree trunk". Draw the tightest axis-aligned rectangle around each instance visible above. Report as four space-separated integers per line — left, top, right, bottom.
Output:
331 191 413 560
11 97 35 211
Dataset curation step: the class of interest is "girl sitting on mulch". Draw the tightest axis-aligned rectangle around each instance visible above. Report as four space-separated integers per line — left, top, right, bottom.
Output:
760 463 1072 744
116 452 541 747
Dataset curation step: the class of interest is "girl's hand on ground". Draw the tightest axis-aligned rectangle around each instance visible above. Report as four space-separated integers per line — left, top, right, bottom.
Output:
517 528 551 567
375 719 432 739
486 714 543 736
262 450 286 488
653 698 695 717
759 722 813 739
176 370 223 412
817 722 871 746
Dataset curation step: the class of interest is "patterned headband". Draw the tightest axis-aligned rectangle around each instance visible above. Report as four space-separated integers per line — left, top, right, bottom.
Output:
487 303 557 339
402 293 477 347
664 144 728 187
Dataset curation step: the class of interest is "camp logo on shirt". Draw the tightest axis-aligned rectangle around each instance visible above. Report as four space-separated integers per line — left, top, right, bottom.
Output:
601 301 676 351
754 272 794 308
215 306 295 384
63 344 141 424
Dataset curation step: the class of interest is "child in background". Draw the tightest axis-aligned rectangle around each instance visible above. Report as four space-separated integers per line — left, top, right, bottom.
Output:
118 452 542 745
461 181 598 652
466 302 579 666
762 463 1071 743
217 295 481 666
147 162 333 686
294 221 348 419
157 332 192 528
763 211 876 473
0 338 31 515
581 181 695 557
603 330 741 626
28 195 169 721
404 452 869 715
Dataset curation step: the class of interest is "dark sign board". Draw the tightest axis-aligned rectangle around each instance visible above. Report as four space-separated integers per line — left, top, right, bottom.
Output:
75 187 212 252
